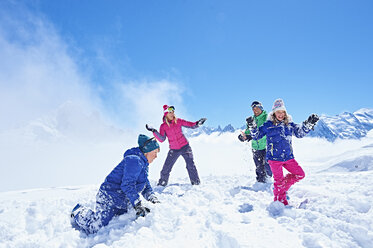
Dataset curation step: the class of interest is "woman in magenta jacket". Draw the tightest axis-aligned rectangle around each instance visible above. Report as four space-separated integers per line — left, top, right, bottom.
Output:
146 105 206 186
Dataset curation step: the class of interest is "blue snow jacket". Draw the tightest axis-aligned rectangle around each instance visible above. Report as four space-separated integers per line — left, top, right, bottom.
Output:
98 147 153 209
251 120 311 162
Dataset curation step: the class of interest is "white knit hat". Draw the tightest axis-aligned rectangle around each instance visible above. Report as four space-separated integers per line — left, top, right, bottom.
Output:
272 99 287 112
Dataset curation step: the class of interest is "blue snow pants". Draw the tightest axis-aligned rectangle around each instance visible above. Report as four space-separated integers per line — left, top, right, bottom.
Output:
72 190 128 234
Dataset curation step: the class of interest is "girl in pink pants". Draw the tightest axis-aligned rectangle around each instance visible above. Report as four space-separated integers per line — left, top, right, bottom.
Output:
247 99 319 205
268 159 305 205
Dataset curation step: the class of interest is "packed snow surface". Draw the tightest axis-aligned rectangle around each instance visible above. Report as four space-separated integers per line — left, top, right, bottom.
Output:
1 132 373 247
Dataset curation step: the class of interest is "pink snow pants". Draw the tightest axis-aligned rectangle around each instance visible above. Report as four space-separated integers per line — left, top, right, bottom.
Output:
268 159 305 205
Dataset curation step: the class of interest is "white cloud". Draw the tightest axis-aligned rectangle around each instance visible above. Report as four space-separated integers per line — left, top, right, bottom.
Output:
0 6 98 130
117 80 186 131
0 4 191 192
0 4 189 133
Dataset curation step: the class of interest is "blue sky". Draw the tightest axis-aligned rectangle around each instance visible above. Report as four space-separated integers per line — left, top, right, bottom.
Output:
1 0 373 128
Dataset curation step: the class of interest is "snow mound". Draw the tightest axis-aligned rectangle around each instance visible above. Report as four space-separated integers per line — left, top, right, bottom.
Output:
325 155 373 172
266 201 285 217
238 203 253 213
1 172 373 247
362 143 373 148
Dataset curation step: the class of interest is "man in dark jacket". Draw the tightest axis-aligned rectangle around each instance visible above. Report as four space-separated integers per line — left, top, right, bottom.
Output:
70 134 160 234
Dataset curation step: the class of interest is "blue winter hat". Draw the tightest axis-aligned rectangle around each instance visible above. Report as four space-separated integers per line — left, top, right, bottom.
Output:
138 134 160 153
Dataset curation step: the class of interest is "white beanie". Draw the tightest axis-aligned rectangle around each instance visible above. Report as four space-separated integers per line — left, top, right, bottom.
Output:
272 99 287 112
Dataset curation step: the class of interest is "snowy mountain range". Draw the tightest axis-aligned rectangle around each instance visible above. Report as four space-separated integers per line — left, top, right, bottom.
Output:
308 108 373 141
184 108 373 142
183 124 238 137
5 105 373 143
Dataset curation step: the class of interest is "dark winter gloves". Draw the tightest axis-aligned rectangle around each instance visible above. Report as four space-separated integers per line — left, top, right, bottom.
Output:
134 201 151 217
196 118 207 126
246 116 257 129
303 114 319 130
239 116 256 141
134 194 159 217
147 194 160 204
145 124 157 133
238 134 252 142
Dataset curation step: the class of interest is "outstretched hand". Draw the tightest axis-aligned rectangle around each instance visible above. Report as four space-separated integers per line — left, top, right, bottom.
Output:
145 124 157 133
238 134 246 142
196 118 207 126
303 114 319 130
307 114 319 124
238 132 252 142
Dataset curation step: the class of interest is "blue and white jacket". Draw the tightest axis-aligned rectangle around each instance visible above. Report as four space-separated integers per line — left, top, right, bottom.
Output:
98 147 153 209
250 115 311 162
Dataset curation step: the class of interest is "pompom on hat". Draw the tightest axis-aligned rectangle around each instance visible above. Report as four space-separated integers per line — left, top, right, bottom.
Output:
272 99 287 112
163 105 175 116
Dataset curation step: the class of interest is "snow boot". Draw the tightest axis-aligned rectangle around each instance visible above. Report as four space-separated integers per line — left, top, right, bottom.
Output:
70 203 83 229
157 180 167 187
191 180 200 185
278 191 289 206
257 177 266 183
273 189 289 206
71 203 82 218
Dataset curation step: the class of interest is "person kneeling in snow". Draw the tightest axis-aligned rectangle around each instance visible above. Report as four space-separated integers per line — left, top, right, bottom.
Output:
247 99 319 206
70 134 160 234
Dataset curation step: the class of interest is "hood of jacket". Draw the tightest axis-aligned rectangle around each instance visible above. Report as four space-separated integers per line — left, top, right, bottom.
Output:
123 147 148 165
267 112 293 123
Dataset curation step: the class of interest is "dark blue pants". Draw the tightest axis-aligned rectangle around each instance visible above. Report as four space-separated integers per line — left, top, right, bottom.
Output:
158 144 200 186
252 149 272 182
72 190 128 234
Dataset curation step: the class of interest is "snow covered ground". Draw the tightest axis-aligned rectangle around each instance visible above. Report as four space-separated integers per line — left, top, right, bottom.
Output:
1 132 373 248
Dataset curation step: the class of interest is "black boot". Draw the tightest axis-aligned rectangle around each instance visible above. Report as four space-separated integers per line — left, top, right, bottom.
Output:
157 179 167 186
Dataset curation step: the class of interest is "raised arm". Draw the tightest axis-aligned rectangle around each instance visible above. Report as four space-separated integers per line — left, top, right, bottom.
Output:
146 124 167 142
179 118 199 129
246 117 268 140
293 114 319 138
291 123 310 138
251 124 268 140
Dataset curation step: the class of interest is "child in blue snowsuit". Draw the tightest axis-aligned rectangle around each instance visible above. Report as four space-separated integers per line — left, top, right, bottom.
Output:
247 99 319 205
71 134 160 234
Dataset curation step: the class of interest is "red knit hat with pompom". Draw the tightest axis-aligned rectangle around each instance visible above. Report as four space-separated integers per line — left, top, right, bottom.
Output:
163 105 175 116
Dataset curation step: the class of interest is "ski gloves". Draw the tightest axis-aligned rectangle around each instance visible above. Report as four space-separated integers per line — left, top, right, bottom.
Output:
238 134 252 142
145 124 157 133
239 116 255 142
134 201 151 217
134 194 159 217
246 116 257 129
147 194 160 204
196 118 207 127
303 114 319 130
